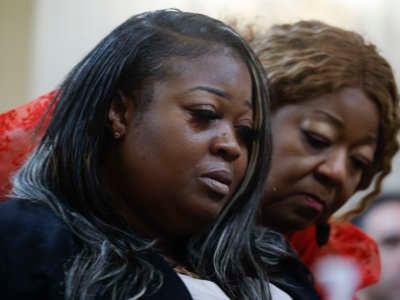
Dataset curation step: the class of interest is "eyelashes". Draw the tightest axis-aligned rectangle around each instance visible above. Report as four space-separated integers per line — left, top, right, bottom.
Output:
302 129 372 171
351 156 371 171
189 108 222 121
235 125 259 148
302 130 331 149
189 108 258 147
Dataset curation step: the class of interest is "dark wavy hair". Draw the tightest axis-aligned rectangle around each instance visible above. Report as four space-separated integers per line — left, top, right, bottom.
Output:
11 9 293 300
248 20 400 220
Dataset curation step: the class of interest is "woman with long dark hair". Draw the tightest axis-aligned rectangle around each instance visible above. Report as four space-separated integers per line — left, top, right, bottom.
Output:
0 9 308 300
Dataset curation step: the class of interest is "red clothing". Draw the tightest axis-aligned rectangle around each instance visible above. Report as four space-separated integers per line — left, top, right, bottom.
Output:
289 222 381 299
0 91 55 200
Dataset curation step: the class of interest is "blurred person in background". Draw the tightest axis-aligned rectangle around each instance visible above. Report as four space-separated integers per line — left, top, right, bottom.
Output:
353 193 400 300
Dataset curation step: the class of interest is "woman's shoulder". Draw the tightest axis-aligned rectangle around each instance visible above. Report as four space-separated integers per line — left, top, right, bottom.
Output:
0 198 76 257
0 198 77 299
0 198 73 242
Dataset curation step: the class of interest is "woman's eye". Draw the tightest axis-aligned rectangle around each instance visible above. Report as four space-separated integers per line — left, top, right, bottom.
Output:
190 108 222 121
351 156 371 171
302 130 331 149
236 125 258 149
381 235 400 249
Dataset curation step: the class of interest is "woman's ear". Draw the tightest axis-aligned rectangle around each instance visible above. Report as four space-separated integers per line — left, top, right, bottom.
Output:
108 91 134 139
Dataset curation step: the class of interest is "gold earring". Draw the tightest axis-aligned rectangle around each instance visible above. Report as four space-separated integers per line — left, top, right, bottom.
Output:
114 131 121 139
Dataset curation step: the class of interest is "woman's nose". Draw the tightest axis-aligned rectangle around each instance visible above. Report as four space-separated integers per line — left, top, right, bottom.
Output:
210 127 242 162
315 149 348 186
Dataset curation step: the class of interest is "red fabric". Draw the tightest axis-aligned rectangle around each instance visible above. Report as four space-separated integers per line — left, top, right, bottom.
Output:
0 91 55 200
289 222 381 299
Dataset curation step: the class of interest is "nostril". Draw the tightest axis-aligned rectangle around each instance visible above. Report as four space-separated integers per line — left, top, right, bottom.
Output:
217 145 241 161
228 148 241 161
315 163 347 187
315 172 335 186
210 130 242 161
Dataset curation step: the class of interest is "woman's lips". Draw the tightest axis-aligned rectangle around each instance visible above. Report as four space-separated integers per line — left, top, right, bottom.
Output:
304 194 324 213
198 177 230 197
198 169 232 199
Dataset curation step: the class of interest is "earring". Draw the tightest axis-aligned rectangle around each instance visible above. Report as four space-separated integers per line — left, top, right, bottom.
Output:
114 131 121 139
316 222 331 247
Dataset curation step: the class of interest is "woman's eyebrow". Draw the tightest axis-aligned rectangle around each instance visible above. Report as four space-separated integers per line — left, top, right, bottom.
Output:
184 85 230 99
312 109 344 128
312 110 378 144
184 85 252 108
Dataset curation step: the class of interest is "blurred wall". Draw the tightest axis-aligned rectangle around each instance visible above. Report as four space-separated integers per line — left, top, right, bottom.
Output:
0 0 33 111
6 0 361 105
3 0 400 107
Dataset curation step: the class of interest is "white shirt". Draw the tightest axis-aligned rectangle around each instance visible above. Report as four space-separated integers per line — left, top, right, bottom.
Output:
178 274 293 300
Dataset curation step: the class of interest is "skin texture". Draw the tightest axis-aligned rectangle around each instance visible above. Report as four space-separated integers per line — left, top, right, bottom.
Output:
107 52 253 244
262 87 379 233
359 201 400 300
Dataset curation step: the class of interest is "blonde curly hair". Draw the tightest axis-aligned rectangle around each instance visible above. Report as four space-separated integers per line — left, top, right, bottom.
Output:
248 20 400 219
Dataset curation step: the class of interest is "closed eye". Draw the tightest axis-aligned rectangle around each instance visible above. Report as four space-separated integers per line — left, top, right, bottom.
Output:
381 235 400 249
235 125 258 149
302 130 331 149
351 156 371 171
189 108 222 122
